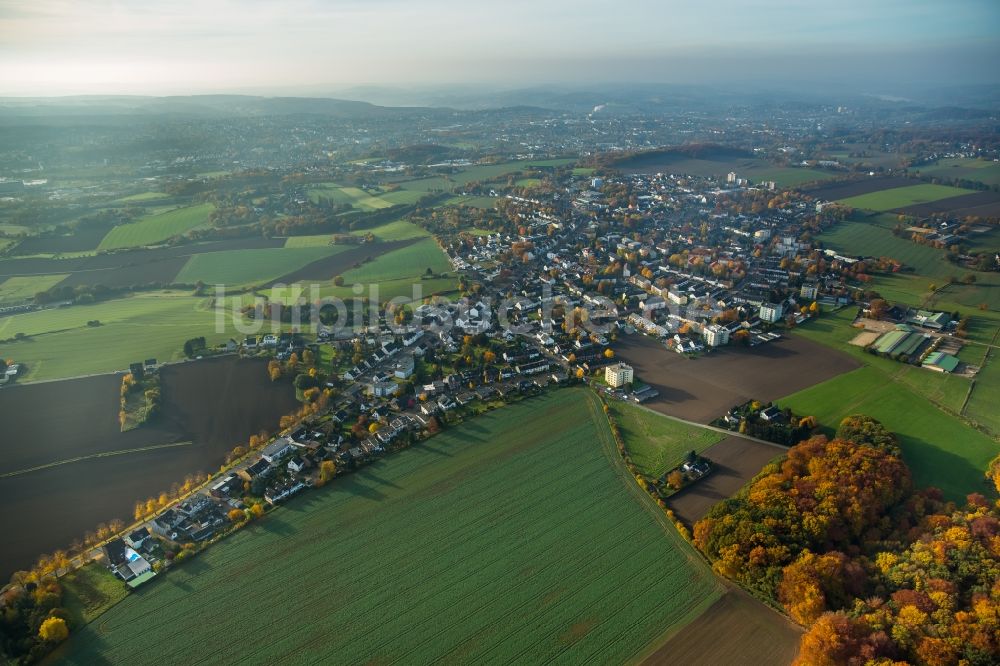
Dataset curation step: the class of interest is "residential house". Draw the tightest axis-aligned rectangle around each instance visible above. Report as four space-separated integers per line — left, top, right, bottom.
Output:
261 437 296 464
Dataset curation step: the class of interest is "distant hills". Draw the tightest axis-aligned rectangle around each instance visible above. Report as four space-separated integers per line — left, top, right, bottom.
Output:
0 82 995 121
0 94 419 119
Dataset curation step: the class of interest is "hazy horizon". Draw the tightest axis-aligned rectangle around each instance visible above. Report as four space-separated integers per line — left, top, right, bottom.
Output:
0 0 998 97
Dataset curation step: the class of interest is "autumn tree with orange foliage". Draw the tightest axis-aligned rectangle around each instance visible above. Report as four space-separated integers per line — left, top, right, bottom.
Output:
693 418 1000 665
694 434 911 599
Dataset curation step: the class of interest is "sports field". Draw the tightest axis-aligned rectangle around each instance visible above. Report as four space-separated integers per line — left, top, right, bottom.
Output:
609 401 724 478
175 246 349 286
59 389 726 664
836 184 972 211
98 203 215 250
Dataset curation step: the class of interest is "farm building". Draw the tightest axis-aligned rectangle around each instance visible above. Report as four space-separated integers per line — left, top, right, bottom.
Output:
907 310 950 330
871 325 930 359
922 351 961 373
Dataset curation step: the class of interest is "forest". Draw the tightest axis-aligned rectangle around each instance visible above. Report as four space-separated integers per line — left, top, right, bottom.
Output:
694 414 1000 665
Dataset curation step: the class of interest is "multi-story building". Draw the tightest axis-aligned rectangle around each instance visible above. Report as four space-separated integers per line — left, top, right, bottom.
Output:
703 324 730 347
605 362 634 388
759 302 784 323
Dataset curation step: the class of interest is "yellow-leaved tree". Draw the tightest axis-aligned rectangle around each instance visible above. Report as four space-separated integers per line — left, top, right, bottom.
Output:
38 617 69 643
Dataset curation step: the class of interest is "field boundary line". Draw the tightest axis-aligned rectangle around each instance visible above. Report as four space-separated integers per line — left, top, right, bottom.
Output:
0 441 194 478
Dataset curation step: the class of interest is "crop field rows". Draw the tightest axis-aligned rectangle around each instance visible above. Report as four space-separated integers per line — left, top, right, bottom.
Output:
60 390 724 665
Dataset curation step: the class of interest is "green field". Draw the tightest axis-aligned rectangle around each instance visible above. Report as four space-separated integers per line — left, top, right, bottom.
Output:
516 178 543 188
445 195 497 209
62 563 128 628
336 237 451 284
175 246 348 286
377 189 428 205
0 274 68 303
820 215 957 280
316 275 459 303
779 365 997 501
0 292 235 381
966 345 1000 436
395 159 575 193
58 389 723 664
837 184 972 211
114 191 169 203
913 158 1000 187
307 183 393 210
98 203 215 250
349 218 430 241
782 311 999 501
610 401 724 478
282 235 336 248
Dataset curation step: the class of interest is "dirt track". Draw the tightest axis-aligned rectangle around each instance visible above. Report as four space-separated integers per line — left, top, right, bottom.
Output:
614 333 860 423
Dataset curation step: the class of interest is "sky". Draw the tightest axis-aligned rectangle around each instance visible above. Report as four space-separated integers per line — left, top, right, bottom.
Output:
0 0 997 96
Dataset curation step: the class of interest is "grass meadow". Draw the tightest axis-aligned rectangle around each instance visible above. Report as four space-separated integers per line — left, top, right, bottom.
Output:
836 184 972 211
0 274 68 303
175 246 349 286
0 292 234 381
61 563 128 628
609 401 724 478
336 237 452 284
113 191 169 203
913 158 1000 187
58 389 725 665
349 218 430 241
98 203 215 250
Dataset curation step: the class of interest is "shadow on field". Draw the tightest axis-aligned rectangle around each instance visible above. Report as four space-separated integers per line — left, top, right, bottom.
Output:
360 469 403 491
417 442 457 457
335 477 388 502
899 434 996 500
259 518 296 537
